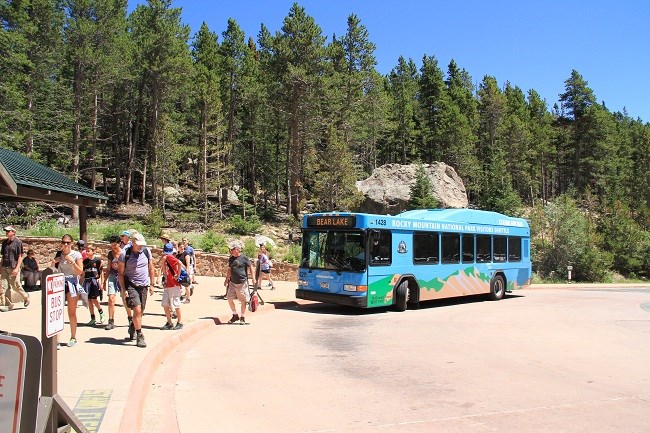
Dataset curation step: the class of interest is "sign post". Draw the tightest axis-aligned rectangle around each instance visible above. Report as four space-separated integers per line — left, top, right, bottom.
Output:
38 267 89 433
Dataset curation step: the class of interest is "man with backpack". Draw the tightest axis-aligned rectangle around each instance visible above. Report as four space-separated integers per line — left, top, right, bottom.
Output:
118 232 155 348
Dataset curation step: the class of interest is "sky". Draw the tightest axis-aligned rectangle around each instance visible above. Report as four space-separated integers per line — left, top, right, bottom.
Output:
129 1 650 123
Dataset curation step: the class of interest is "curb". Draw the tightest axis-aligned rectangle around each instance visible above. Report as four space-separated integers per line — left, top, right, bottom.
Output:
118 302 280 433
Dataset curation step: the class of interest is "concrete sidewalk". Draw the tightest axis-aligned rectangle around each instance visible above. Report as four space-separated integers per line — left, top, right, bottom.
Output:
0 274 297 433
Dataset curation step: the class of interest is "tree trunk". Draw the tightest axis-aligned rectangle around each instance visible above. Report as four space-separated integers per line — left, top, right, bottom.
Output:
289 87 301 219
149 82 159 206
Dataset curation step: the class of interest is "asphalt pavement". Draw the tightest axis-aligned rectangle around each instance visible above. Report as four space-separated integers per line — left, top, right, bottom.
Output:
1 279 648 432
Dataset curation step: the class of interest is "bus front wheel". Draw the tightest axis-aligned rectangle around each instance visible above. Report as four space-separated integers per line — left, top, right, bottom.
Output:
488 275 505 301
394 281 409 311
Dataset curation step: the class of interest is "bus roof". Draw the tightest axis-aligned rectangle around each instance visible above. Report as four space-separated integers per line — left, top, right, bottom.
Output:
304 208 529 231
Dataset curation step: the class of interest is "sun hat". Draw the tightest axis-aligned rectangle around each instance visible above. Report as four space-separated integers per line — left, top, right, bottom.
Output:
163 243 174 254
132 233 147 246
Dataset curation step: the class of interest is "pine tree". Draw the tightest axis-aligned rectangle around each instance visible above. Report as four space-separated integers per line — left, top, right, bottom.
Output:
407 163 439 210
417 54 449 164
387 56 418 164
191 22 223 221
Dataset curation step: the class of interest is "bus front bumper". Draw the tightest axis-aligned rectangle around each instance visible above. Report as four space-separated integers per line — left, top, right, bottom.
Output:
296 289 368 308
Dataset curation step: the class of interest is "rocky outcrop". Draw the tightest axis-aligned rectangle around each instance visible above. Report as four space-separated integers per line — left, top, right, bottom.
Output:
355 163 468 215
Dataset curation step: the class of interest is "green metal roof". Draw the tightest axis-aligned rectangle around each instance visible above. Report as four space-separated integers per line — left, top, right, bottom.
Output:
0 147 108 205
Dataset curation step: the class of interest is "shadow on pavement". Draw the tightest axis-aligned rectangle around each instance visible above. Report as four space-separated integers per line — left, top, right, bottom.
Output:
272 293 525 316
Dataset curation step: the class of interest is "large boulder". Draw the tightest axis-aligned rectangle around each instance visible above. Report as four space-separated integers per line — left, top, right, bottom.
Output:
355 163 468 215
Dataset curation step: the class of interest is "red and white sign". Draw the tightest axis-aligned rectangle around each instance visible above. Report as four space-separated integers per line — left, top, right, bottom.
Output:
0 335 26 433
45 273 65 338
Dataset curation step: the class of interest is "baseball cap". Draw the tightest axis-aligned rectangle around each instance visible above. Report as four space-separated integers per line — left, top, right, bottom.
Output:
163 243 174 254
76 239 85 247
120 230 131 237
3 225 16 232
227 240 243 250
132 233 147 246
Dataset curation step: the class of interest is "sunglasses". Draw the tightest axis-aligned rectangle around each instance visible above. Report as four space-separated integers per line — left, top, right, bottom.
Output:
61 241 72 245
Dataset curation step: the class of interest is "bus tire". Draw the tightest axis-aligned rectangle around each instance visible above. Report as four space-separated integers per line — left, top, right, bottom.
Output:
488 274 505 301
394 281 409 311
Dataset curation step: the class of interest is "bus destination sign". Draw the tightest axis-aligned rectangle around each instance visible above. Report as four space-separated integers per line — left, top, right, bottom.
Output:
307 216 356 228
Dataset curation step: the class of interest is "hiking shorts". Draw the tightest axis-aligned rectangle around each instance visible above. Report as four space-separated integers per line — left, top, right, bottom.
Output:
161 286 182 309
227 281 247 302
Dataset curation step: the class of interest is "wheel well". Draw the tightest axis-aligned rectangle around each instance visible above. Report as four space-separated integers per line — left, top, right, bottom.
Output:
397 275 420 304
493 271 507 288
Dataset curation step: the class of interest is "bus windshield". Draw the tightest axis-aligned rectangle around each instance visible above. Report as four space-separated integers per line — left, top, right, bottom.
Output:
301 230 366 272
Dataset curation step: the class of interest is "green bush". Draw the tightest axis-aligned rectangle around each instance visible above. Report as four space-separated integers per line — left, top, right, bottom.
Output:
199 230 226 253
227 215 262 235
530 195 612 282
283 244 302 264
599 202 650 278
26 219 69 238
141 208 164 239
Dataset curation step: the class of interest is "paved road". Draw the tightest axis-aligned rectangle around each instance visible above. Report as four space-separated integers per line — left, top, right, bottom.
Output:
142 287 650 433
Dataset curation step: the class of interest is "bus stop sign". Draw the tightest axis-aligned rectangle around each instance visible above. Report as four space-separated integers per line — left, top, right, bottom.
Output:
45 273 65 338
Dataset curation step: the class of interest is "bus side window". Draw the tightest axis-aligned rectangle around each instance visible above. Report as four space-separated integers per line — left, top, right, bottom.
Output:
508 237 521 262
442 233 460 264
369 230 391 266
493 236 507 263
476 235 491 263
413 232 438 264
462 234 475 263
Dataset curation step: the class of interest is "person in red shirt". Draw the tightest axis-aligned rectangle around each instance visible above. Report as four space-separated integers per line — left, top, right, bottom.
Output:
159 243 183 330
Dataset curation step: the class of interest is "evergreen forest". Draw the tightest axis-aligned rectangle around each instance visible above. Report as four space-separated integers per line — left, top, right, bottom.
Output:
1 1 649 281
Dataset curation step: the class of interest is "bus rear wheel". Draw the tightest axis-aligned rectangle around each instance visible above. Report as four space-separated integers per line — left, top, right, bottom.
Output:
488 275 505 301
394 281 409 311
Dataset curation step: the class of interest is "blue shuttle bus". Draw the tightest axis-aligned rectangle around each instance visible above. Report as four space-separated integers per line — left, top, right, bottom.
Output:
296 209 531 310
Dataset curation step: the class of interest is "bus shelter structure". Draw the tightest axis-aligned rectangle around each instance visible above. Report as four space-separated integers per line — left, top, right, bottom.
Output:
0 147 107 240
0 147 106 432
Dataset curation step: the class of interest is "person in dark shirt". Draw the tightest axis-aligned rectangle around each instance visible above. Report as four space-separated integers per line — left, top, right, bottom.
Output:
22 249 40 291
82 244 105 326
224 240 256 324
1 225 30 310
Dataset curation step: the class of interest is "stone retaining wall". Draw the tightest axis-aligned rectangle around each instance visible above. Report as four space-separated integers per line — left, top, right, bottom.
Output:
20 237 298 282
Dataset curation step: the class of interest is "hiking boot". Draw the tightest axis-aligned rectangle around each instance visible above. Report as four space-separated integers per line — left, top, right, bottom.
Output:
228 314 240 324
240 316 246 325
87 318 96 326
104 321 115 330
128 321 135 340
67 338 77 347
136 333 147 348
99 311 106 323
160 322 174 330
173 322 183 330
24 296 30 307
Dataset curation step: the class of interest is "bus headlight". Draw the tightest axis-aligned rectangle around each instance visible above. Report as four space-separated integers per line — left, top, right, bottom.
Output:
298 280 308 287
343 284 367 292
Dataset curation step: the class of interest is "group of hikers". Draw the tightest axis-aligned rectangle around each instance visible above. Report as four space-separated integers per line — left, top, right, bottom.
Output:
1 225 275 348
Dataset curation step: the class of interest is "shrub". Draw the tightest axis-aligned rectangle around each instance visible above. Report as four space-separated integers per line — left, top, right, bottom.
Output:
199 230 226 253
283 244 302 264
141 208 164 239
26 219 69 238
530 195 612 282
227 215 262 235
